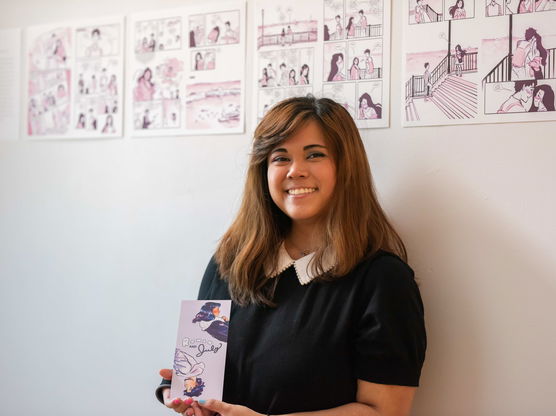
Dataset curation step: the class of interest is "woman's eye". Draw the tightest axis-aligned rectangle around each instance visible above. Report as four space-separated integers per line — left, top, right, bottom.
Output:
271 156 289 163
307 152 325 159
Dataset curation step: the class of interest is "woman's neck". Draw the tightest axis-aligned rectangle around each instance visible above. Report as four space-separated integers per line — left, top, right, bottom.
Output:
285 222 323 259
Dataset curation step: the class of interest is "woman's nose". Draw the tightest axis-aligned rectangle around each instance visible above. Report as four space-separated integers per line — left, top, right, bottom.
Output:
287 159 309 179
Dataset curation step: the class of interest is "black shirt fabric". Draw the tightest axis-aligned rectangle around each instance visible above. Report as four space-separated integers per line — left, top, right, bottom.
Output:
157 251 426 414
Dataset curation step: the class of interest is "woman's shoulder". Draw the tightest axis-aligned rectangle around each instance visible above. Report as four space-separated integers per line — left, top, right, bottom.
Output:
197 255 231 300
349 250 416 289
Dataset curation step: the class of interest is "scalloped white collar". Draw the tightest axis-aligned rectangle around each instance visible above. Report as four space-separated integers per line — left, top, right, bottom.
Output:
265 243 336 285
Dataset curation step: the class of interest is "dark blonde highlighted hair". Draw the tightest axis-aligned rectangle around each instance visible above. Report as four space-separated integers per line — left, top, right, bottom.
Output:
215 96 406 306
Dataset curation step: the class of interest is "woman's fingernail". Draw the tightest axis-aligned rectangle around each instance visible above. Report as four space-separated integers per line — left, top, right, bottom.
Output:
172 398 181 405
198 399 206 404
185 398 193 405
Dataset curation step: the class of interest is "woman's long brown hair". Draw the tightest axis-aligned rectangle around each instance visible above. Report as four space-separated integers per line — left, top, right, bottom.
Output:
215 96 406 306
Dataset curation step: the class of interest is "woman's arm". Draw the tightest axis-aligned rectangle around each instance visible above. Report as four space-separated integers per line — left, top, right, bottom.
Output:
196 379 416 416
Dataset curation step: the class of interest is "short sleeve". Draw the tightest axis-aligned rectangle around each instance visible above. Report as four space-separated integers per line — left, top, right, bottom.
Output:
354 254 426 387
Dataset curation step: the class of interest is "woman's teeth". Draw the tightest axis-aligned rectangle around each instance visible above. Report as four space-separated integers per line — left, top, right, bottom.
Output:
287 188 316 195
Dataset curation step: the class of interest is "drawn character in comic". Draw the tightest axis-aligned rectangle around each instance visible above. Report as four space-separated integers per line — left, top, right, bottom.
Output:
346 17 355 38
512 39 530 79
53 38 67 64
87 108 97 130
288 69 297 85
424 62 432 99
102 114 115 134
223 21 238 43
486 0 503 15
260 68 269 87
280 28 286 47
449 0 467 19
148 33 156 51
349 57 361 80
497 79 536 113
57 84 67 99
364 49 374 79
415 0 426 23
454 44 466 77
357 10 368 32
358 92 381 119
286 25 293 46
529 84 555 111
192 301 229 343
134 68 155 102
327 53 345 82
184 377 205 397
267 64 276 86
278 63 288 86
142 108 154 129
107 74 117 96
208 26 220 44
299 64 310 85
173 349 206 397
524 28 547 80
518 0 533 13
195 52 205 71
324 25 330 41
86 28 103 57
76 113 86 129
335 15 343 40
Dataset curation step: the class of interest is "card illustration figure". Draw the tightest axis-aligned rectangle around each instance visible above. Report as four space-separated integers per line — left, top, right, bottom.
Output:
170 300 231 400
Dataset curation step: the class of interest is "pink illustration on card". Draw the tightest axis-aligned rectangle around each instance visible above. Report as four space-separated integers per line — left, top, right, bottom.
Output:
170 300 231 400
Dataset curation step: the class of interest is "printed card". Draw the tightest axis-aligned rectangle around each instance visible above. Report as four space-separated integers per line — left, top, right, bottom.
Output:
170 300 231 400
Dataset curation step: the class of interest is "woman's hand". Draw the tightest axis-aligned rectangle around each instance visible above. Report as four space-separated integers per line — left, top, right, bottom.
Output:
159 368 196 414
195 399 263 416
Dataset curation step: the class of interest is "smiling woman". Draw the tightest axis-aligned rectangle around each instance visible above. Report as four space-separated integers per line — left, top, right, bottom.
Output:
156 96 426 416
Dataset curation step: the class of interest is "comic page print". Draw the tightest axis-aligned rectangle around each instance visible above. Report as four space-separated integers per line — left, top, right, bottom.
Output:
189 10 240 48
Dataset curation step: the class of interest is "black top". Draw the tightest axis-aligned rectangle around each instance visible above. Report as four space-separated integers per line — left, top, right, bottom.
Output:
157 251 426 414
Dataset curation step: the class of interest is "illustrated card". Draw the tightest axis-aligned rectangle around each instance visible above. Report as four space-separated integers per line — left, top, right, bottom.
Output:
170 300 231 400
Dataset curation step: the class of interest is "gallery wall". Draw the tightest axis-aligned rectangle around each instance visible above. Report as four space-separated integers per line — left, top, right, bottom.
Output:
0 1 555 416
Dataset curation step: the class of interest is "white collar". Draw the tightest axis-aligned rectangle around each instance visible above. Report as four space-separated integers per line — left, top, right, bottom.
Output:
265 243 336 285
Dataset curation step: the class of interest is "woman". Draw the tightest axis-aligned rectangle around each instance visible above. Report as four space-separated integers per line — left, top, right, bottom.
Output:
529 84 555 112
448 0 466 19
454 44 466 77
518 0 533 12
349 57 361 80
134 67 155 102
327 53 345 82
156 96 426 416
358 92 382 119
299 64 310 85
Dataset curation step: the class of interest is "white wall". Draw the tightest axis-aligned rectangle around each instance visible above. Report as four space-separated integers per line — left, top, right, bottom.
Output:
1 1 555 415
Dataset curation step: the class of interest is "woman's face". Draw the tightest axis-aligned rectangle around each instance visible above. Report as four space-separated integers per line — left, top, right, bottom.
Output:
212 306 220 316
457 0 463 7
289 69 295 78
184 377 196 392
353 57 359 65
267 120 336 230
534 89 545 106
337 55 344 69
361 97 369 109
144 69 152 80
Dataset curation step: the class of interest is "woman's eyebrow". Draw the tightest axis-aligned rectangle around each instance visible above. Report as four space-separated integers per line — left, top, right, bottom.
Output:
303 144 327 150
